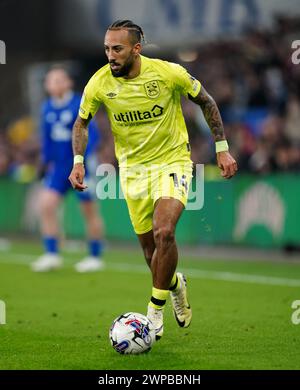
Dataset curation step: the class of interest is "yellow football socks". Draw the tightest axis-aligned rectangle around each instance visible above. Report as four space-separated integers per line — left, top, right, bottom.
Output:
169 273 180 291
149 287 169 309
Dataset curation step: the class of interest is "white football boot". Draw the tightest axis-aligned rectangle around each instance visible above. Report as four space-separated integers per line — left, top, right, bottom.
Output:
75 257 105 273
31 253 62 272
170 273 192 328
147 304 164 340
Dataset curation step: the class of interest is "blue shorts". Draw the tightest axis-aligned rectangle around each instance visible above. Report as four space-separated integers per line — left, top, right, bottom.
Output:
44 163 94 202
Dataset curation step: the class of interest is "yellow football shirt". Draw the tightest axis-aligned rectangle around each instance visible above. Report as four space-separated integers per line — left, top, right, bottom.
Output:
79 55 201 167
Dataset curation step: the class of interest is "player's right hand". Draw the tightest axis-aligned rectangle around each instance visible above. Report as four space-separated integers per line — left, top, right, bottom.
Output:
68 163 88 191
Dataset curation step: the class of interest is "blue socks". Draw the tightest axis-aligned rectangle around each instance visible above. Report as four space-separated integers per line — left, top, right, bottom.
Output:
88 240 103 258
43 237 103 258
43 237 58 254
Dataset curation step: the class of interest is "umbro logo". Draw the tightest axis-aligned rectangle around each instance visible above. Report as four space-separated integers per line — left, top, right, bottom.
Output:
106 92 117 98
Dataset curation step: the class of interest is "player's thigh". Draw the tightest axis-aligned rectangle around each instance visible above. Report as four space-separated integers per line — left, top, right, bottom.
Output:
125 196 154 235
153 198 185 234
152 163 193 208
44 164 72 195
39 188 62 213
79 199 99 219
120 172 154 235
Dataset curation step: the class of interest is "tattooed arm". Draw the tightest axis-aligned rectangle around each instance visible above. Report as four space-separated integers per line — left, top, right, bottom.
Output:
72 116 89 156
189 86 238 179
189 85 226 142
68 116 90 191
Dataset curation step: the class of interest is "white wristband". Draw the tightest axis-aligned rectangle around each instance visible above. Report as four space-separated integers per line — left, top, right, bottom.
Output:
216 140 229 153
74 155 84 165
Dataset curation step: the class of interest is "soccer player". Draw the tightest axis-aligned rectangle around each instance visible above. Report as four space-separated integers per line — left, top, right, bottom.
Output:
31 66 105 273
69 20 237 338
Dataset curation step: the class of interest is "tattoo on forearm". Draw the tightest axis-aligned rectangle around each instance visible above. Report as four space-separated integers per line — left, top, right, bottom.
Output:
72 116 89 156
189 87 225 142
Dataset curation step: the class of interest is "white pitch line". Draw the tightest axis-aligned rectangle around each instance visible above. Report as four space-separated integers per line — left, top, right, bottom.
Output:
108 262 300 288
1 252 300 288
180 268 300 287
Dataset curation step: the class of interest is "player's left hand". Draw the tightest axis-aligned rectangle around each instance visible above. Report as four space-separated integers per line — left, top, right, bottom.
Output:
217 151 238 179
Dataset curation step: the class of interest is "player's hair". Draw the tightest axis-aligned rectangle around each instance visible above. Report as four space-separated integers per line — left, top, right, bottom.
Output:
108 20 145 45
47 64 71 78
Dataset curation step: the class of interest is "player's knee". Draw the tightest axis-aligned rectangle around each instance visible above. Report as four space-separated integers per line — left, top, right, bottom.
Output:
153 225 175 246
40 198 56 215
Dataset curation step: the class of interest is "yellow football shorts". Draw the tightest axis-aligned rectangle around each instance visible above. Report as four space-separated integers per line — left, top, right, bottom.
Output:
120 162 193 235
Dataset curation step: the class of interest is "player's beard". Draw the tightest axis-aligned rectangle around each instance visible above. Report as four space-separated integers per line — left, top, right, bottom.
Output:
110 52 135 78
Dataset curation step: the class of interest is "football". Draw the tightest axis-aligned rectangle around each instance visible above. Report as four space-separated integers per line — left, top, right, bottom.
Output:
109 312 156 354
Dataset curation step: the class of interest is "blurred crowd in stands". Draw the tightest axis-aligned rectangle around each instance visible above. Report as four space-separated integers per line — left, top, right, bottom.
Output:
0 16 300 182
183 16 300 175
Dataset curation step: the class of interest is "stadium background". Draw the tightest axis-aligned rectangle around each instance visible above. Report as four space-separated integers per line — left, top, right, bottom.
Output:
1 0 300 372
1 0 300 249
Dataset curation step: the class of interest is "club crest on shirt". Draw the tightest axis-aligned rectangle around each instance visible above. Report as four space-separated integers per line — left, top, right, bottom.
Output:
144 80 160 98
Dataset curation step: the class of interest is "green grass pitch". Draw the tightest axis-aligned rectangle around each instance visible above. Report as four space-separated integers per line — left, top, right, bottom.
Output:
0 240 300 370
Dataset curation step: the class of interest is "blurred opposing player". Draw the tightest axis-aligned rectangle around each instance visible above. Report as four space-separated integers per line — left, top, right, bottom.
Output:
31 66 105 273
69 21 237 337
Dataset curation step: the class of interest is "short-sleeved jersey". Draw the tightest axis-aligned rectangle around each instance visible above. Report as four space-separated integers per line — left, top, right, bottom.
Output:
79 55 201 167
41 92 100 165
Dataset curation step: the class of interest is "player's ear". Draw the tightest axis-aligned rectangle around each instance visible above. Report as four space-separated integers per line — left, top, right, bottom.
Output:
133 42 141 55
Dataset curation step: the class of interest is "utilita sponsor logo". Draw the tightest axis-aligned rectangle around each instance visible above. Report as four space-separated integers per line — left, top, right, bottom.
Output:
113 105 164 122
